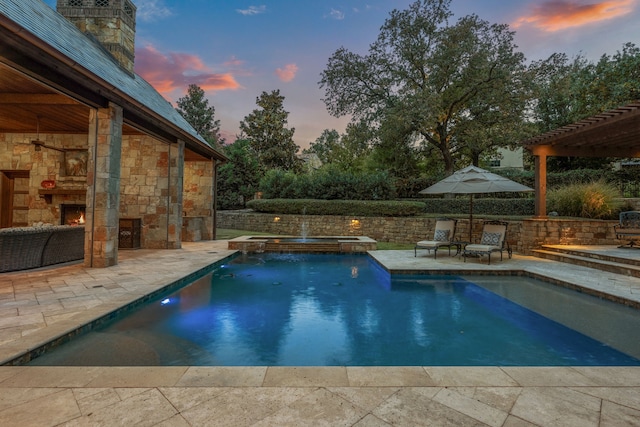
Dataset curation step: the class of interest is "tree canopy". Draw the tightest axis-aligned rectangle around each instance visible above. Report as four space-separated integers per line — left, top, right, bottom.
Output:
319 0 533 175
530 42 640 170
304 123 372 172
176 84 223 146
532 42 640 131
239 90 300 173
216 139 261 209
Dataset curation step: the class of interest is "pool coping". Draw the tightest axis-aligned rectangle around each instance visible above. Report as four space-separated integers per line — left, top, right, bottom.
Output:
0 253 239 366
1 243 640 426
228 235 377 253
370 261 640 310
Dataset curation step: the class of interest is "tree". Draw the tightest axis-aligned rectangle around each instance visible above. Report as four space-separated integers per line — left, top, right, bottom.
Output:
319 0 531 175
216 139 260 209
531 42 640 170
176 84 223 146
368 112 423 178
338 122 374 172
532 42 640 130
239 90 300 173
304 122 372 172
305 129 340 165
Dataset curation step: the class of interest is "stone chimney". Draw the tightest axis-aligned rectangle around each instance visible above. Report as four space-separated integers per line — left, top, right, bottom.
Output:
57 0 137 74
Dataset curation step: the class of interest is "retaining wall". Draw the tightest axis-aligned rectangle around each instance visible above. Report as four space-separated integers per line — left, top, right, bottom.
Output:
217 211 620 255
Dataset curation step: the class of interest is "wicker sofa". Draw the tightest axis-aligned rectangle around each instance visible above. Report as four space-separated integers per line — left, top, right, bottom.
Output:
0 225 84 273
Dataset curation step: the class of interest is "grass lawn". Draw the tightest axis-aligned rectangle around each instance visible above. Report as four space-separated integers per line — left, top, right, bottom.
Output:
216 229 414 251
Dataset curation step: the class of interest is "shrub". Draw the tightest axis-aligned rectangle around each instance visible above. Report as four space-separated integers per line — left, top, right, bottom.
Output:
259 169 298 199
422 198 535 216
258 167 396 200
547 181 622 219
246 199 424 216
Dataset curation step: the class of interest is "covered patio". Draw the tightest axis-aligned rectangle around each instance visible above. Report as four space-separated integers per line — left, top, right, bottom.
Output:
0 0 226 270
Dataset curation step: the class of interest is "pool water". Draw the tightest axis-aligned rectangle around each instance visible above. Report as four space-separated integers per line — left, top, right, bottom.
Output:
28 253 640 366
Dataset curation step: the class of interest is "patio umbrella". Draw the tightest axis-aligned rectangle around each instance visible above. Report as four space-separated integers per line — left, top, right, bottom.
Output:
419 165 534 241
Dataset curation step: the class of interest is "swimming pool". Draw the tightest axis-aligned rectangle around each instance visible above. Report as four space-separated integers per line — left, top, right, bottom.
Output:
28 253 640 366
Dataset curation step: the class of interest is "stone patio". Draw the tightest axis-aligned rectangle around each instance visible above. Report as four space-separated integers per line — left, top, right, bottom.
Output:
0 241 639 426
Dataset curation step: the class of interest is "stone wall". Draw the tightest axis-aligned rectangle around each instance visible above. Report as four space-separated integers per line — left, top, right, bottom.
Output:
520 218 618 254
0 132 87 226
119 135 170 249
217 211 620 255
2 131 210 247
182 160 214 241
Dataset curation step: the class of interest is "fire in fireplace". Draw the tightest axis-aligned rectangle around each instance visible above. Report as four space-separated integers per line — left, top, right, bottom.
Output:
60 204 86 226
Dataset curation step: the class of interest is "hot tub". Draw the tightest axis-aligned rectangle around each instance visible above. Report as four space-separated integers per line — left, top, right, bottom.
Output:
228 235 377 253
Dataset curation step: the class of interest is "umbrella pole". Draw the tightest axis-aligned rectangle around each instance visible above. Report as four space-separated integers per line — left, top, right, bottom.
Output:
469 194 473 242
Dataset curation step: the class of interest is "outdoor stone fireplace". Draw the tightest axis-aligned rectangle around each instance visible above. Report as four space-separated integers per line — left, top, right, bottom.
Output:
60 204 86 226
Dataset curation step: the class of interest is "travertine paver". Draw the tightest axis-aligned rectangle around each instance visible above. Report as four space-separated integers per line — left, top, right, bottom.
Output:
0 242 639 426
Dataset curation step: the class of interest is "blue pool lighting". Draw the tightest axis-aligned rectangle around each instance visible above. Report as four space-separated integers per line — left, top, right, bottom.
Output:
27 253 640 367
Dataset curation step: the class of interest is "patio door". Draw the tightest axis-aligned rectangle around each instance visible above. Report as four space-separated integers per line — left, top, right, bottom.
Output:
0 170 30 228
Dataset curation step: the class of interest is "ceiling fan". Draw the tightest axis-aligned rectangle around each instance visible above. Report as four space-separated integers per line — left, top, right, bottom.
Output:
31 115 65 152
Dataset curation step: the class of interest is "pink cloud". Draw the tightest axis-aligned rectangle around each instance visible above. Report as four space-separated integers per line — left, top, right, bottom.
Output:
135 45 241 97
275 63 298 82
513 0 635 31
223 56 245 67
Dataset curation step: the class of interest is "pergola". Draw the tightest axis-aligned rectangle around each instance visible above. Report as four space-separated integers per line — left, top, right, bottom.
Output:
522 101 640 217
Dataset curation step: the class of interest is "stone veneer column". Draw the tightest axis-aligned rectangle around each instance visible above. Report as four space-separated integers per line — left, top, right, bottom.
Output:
85 103 122 267
166 140 184 249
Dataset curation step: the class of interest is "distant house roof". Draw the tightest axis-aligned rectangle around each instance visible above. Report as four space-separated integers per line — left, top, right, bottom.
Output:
0 0 226 161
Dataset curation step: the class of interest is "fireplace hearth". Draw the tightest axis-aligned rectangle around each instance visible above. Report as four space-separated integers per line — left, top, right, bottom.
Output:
60 204 86 226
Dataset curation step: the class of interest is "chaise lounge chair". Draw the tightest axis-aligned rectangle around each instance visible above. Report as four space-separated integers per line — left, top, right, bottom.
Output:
414 218 457 259
463 220 511 265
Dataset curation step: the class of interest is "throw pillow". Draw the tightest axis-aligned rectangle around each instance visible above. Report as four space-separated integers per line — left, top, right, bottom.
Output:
481 231 502 246
434 229 450 242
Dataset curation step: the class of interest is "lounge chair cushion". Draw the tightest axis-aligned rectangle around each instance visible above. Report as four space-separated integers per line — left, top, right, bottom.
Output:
465 244 499 252
434 229 450 242
480 232 502 246
416 240 445 247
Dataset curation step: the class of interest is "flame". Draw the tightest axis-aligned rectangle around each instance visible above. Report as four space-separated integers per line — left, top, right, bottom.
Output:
78 213 85 225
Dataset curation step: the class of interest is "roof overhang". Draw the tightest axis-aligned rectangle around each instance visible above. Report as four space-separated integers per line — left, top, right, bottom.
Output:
0 11 226 162
522 101 640 158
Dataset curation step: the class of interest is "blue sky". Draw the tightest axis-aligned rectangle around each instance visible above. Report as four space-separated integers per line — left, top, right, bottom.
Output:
42 0 639 148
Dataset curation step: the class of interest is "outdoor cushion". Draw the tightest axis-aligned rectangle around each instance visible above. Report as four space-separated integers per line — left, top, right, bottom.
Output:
414 218 457 258
481 231 502 246
464 244 496 252
434 229 450 242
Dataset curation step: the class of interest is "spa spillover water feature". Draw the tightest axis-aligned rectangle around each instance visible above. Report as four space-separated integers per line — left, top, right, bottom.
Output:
228 235 377 253
228 211 376 253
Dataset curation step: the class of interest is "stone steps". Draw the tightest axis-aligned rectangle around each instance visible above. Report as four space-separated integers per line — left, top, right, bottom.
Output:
532 245 640 278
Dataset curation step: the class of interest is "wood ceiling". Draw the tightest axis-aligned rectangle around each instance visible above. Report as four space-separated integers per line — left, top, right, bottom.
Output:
0 62 140 135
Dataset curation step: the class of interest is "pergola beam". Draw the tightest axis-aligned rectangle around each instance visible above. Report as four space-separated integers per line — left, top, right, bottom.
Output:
529 145 640 158
522 101 640 217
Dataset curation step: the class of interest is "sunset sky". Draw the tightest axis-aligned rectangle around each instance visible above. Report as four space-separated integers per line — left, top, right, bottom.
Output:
43 0 639 148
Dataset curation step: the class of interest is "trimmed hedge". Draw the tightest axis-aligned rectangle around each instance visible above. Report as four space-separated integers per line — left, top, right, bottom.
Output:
422 198 535 216
246 199 425 217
